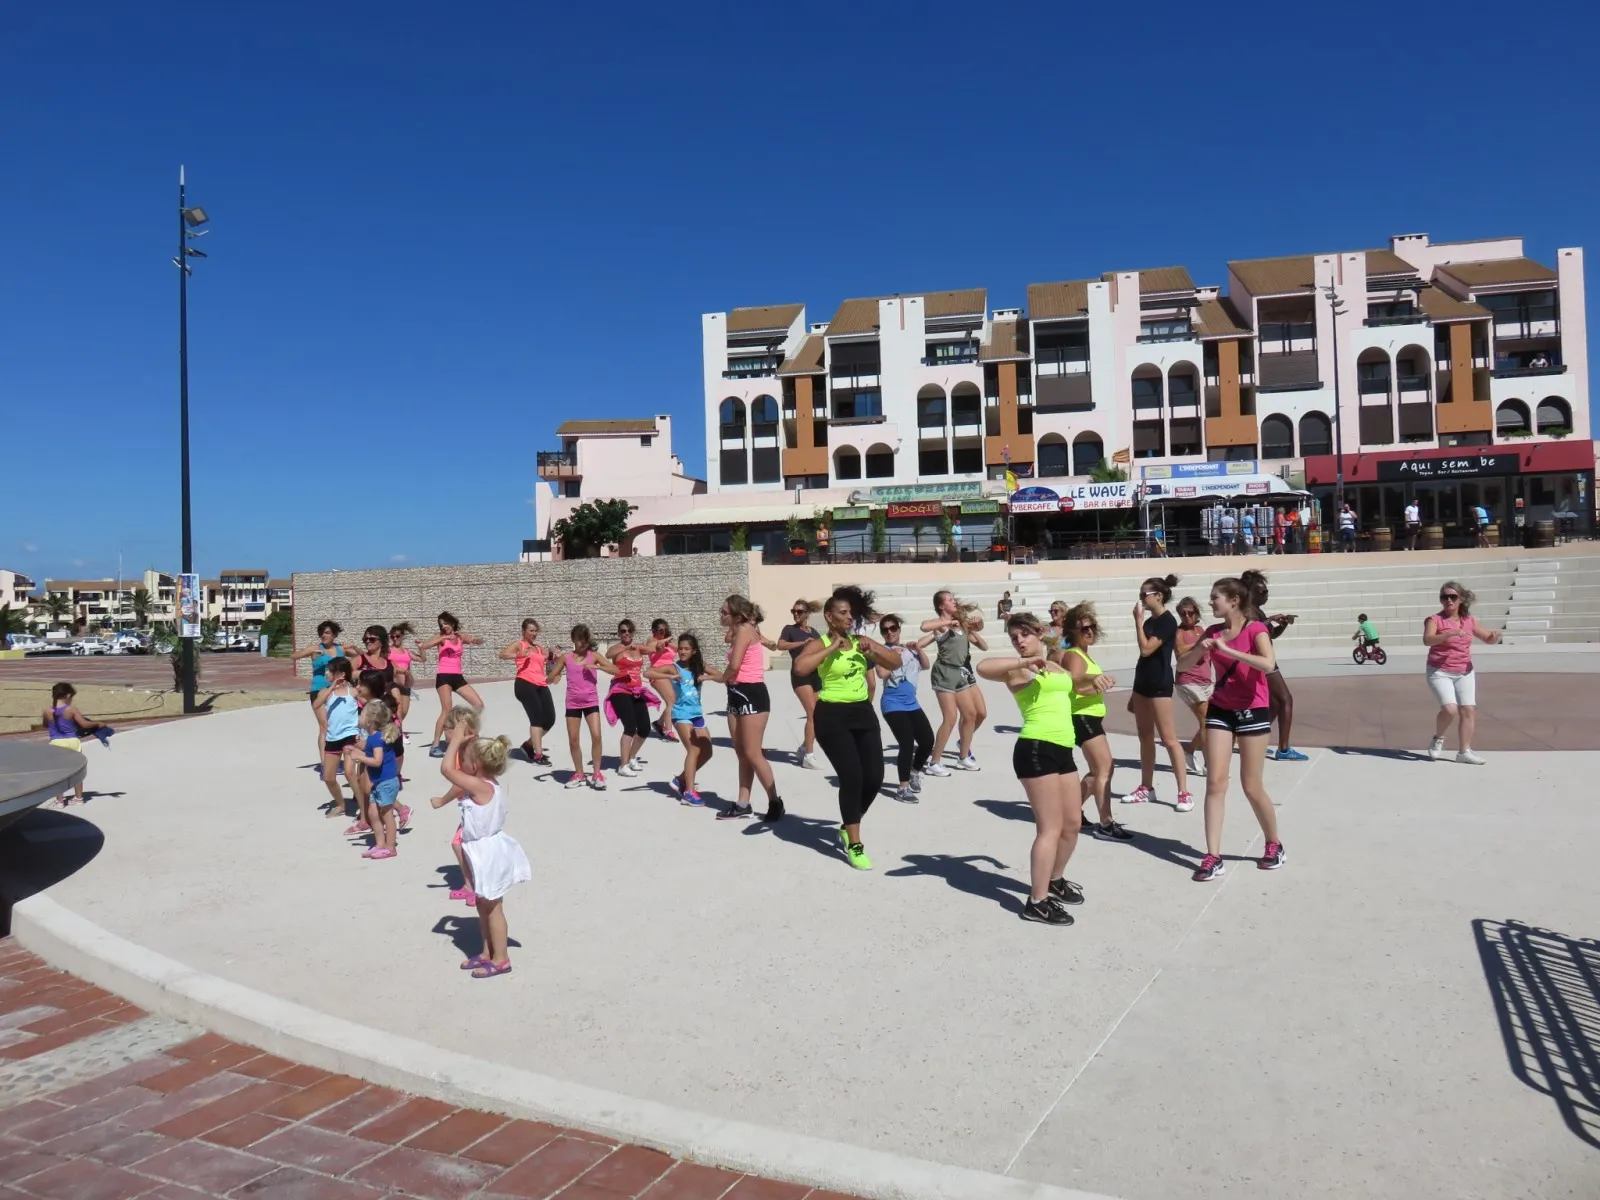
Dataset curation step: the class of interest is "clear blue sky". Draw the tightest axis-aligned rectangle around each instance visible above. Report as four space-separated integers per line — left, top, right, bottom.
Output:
4 1 1594 583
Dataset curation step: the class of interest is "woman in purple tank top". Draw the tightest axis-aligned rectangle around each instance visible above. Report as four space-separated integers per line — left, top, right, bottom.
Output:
546 623 618 790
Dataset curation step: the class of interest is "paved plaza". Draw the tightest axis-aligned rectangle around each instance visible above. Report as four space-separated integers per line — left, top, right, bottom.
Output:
4 653 1598 1199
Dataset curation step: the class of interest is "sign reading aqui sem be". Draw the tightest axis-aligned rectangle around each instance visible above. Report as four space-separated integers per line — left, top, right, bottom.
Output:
1376 453 1520 482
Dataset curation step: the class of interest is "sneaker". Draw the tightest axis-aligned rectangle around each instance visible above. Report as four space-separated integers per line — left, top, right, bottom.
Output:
717 802 754 820
908 771 923 794
1275 747 1309 762
1427 736 1447 760
1020 897 1074 926
922 763 952 778
1456 749 1486 766
1090 820 1135 841
1259 841 1287 870
618 761 640 777
668 775 683 796
760 797 785 822
520 739 536 758
801 751 823 771
895 784 918 804
429 743 446 759
844 840 873 870
1185 751 1205 777
1192 853 1227 882
1120 784 1154 805
1048 877 1085 905
634 752 648 765
565 773 590 789
681 789 705 807
532 752 551 766
1264 747 1279 761
590 771 608 791
959 753 981 772
371 847 397 860
1174 791 1196 813
403 732 412 745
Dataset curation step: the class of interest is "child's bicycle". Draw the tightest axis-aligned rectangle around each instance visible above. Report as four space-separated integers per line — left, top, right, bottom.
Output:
1351 641 1387 666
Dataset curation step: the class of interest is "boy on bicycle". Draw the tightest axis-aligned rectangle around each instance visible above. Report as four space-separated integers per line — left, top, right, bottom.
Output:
1352 614 1381 653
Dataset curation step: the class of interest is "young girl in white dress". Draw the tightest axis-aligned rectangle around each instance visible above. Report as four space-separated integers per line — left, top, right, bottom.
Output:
432 722 531 978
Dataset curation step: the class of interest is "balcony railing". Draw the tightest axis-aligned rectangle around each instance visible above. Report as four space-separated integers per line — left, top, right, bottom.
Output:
537 449 579 478
1492 363 1567 379
1363 313 1430 327
1136 330 1193 344
922 351 979 366
1397 374 1429 392
1357 376 1391 395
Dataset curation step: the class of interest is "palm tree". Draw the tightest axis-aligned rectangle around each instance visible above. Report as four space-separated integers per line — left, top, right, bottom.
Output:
0 604 24 643
44 593 70 630
132 587 152 629
909 519 927 557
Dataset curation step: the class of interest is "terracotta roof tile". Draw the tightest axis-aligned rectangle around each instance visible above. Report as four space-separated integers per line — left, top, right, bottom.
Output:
726 304 803 334
923 288 987 319
1110 266 1195 295
556 419 660 436
1435 257 1557 289
1417 288 1491 323
1195 297 1253 340
1027 279 1092 321
826 290 986 337
825 297 887 336
1229 254 1317 297
776 334 825 376
979 317 1031 362
1364 249 1419 277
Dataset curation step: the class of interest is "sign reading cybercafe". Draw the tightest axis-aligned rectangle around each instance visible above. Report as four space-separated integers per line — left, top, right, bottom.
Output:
1008 481 1136 513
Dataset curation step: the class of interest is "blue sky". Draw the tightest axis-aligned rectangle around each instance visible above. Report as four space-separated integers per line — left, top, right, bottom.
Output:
4 1 1594 583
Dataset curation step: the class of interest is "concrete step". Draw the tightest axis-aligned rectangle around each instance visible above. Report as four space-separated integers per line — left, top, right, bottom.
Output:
1506 619 1554 631
1507 605 1555 616
1512 575 1559 588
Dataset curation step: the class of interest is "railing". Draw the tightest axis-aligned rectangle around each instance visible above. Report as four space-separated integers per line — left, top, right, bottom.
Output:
1363 313 1429 327
1492 364 1567 379
922 352 978 366
1136 330 1194 344
537 450 578 474
1357 376 1391 395
830 413 886 426
1397 374 1429 391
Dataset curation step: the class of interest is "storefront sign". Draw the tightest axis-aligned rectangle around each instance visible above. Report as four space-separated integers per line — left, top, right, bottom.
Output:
831 505 871 521
886 501 944 519
1376 453 1521 482
959 499 1001 515
1056 480 1137 510
179 572 202 639
867 482 983 503
1146 474 1290 499
1142 461 1258 480
1008 486 1061 514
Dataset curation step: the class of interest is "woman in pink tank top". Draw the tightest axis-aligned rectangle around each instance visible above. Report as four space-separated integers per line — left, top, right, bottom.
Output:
418 611 485 755
606 620 654 778
387 622 420 733
1422 580 1500 764
1177 570 1285 883
715 594 782 822
547 623 618 790
646 618 679 740
497 618 556 766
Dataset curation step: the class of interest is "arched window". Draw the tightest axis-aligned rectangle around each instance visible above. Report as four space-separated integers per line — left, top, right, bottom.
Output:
750 395 778 427
951 382 981 428
1496 400 1531 435
750 395 780 483
718 398 747 485
864 443 895 478
1357 348 1391 394
916 384 946 430
1536 396 1571 433
1299 411 1332 457
1167 364 1199 406
1131 365 1164 410
834 446 862 481
1037 434 1069 477
1072 433 1103 475
1260 414 1294 459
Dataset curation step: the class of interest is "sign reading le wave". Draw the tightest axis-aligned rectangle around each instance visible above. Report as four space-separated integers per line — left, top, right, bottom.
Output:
1376 453 1520 482
1008 482 1136 513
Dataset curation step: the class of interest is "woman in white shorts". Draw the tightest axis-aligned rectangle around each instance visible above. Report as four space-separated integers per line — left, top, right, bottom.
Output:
1172 597 1212 777
1423 580 1500 765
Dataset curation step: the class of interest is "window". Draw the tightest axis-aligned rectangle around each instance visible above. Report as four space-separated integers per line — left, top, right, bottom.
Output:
1133 421 1165 458
1367 300 1416 320
752 448 780 483
1131 372 1163 409
1072 435 1103 475
917 390 946 429
1258 320 1315 354
1037 438 1069 477
919 445 949 475
1139 317 1192 343
865 445 895 478
563 480 581 498
925 340 978 365
720 448 748 485
834 447 861 480
1168 370 1198 405
1035 325 1089 367
834 391 882 420
751 395 779 428
719 397 746 437
1536 397 1571 431
640 436 653 447
1260 414 1294 459
1299 412 1332 457
951 445 983 474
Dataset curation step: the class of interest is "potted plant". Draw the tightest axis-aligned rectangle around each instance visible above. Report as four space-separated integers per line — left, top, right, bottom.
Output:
909 519 927 559
990 516 1008 559
1544 425 1572 439
869 509 888 561
939 510 956 561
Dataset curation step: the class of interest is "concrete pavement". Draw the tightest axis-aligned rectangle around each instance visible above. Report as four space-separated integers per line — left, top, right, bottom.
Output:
8 675 1598 1199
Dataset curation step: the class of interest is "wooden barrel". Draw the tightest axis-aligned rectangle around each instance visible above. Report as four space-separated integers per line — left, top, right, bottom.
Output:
1372 526 1393 552
1484 526 1500 548
1307 529 1323 554
1421 524 1445 551
1533 519 1556 548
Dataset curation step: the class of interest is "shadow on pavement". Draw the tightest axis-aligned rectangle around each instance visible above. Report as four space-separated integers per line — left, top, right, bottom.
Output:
1328 746 1432 762
0 808 105 937
974 798 1208 872
884 853 1024 912
430 915 522 959
1474 917 1600 1150
740 812 842 862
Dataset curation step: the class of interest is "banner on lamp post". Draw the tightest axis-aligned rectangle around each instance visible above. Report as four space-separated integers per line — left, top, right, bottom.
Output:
179 573 202 639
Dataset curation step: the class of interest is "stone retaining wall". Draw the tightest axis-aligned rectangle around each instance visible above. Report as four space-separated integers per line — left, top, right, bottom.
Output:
291 555 750 680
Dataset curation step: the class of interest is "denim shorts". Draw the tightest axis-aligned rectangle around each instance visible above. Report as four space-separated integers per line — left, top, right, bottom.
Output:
372 777 400 808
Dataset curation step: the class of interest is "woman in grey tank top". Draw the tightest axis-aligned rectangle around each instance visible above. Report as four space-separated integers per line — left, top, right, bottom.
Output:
920 589 988 774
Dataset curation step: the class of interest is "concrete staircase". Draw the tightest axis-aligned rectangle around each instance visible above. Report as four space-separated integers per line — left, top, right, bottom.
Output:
864 559 1549 652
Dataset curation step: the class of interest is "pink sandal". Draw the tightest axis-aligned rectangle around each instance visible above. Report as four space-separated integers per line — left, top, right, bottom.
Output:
471 960 513 979
460 955 492 971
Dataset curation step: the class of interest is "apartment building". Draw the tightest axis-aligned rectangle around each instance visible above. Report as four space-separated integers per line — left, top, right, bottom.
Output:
201 569 293 630
699 233 1592 541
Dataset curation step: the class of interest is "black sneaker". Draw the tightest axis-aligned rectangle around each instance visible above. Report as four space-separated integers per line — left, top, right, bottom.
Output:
716 802 754 821
1048 877 1085 906
1090 820 1135 842
760 797 785 822
1258 840 1286 870
1020 897 1075 926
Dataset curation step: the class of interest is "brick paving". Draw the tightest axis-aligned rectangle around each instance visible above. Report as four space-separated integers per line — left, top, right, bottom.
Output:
0 941 859 1200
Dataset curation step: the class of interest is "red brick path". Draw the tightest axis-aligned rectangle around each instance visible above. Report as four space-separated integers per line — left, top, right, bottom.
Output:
0 940 859 1199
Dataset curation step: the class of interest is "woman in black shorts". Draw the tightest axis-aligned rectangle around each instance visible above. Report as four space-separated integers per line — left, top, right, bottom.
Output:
716 594 783 822
977 611 1086 927
1059 602 1129 839
1124 574 1191 810
772 599 823 769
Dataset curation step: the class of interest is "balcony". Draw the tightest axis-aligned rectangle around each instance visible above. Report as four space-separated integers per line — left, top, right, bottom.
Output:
1396 374 1429 392
723 358 782 380
922 347 979 367
1256 350 1320 391
1492 363 1567 379
537 449 580 479
1035 373 1093 413
1363 313 1430 328
1357 375 1391 396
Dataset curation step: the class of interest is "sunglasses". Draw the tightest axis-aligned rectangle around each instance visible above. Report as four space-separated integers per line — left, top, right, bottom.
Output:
1440 593 1460 601
1077 623 1096 631
882 625 900 633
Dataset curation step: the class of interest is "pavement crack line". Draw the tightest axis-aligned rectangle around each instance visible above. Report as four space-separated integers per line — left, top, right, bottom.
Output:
1002 749 1327 1176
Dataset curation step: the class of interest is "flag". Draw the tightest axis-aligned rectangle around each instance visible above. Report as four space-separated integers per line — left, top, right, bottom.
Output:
1005 468 1018 493
1112 447 1131 464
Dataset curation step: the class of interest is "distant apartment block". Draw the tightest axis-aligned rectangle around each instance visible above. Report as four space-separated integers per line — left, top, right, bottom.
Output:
699 233 1590 491
29 568 291 632
201 570 294 630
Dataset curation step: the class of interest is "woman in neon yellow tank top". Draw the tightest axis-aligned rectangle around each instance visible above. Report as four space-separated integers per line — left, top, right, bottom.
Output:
976 611 1086 927
793 586 901 872
1058 601 1130 843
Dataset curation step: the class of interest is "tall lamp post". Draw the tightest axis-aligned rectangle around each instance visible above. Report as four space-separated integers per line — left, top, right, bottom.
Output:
176 168 210 714
1319 282 1350 513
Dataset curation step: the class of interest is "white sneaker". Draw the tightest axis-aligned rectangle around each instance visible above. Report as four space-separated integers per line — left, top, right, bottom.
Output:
801 751 823 770
959 753 981 772
403 732 412 745
1428 736 1448 760
620 761 642 777
1456 749 1486 765
1185 751 1204 777
564 773 590 789
922 763 952 778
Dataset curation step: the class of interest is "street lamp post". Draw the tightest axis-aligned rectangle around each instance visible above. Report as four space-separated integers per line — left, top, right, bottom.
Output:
176 168 209 714
1320 283 1350 514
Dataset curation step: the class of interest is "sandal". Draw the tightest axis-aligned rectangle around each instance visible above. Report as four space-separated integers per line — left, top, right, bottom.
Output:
471 960 513 979
459 955 492 971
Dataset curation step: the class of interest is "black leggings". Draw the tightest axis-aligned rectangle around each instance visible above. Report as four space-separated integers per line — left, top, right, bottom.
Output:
514 680 555 732
814 700 884 827
611 691 652 739
882 708 934 784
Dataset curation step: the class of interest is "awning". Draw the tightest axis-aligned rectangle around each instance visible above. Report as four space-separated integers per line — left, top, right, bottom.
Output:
1144 474 1307 502
652 504 815 529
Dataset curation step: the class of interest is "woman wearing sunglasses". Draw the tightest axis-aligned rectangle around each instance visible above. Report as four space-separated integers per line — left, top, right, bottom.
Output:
773 599 824 770
1173 598 1211 777
1424 581 1500 764
875 614 939 803
1059 602 1130 840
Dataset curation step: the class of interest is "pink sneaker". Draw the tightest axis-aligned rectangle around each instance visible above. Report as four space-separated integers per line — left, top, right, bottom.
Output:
590 771 608 791
371 848 397 860
1120 785 1154 805
345 821 371 835
360 846 382 859
448 886 472 900
1174 791 1195 813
